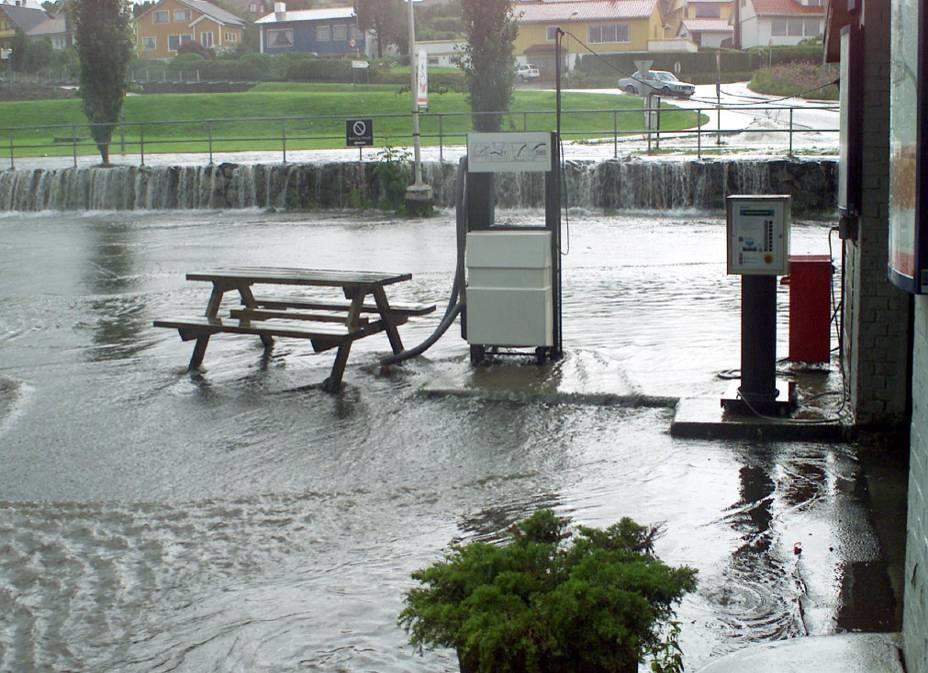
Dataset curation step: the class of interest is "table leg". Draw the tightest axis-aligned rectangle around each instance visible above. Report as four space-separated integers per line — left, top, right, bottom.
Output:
345 288 365 330
189 283 227 370
238 283 274 351
189 336 210 369
372 286 404 354
322 341 352 393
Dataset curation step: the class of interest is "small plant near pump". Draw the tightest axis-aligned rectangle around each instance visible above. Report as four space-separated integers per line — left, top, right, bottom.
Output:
374 145 413 213
399 509 697 673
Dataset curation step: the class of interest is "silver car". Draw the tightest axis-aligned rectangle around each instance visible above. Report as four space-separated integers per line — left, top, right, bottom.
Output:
618 70 695 98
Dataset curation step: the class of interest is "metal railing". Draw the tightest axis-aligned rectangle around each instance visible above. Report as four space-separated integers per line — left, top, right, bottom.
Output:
0 103 839 169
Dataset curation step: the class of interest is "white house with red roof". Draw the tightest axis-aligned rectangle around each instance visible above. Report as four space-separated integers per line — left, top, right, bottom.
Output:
737 0 825 48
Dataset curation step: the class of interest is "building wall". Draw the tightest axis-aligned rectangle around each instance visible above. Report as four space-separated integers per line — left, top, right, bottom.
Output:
841 0 911 429
514 16 654 56
135 0 242 59
261 18 362 55
909 297 928 673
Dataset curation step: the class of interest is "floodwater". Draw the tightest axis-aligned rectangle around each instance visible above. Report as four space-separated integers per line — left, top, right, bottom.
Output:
0 208 890 672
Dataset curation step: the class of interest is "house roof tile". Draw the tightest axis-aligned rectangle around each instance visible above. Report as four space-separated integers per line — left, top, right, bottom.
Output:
25 14 66 36
256 6 354 24
515 0 659 23
751 0 824 16
179 0 244 26
0 4 48 33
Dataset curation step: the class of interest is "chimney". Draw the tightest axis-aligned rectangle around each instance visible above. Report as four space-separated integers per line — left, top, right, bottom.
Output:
274 2 285 20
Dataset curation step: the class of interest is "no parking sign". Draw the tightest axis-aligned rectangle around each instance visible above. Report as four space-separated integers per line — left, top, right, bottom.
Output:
346 118 373 147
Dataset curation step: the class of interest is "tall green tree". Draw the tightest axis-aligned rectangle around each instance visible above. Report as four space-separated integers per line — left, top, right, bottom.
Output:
73 0 133 165
354 0 403 59
9 29 29 73
459 0 516 131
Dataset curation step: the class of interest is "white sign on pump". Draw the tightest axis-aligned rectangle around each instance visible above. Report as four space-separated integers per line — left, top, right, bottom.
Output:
726 195 791 275
467 132 552 173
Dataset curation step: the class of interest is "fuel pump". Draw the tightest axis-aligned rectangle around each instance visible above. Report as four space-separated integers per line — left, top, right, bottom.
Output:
460 131 563 365
721 194 797 416
380 130 563 369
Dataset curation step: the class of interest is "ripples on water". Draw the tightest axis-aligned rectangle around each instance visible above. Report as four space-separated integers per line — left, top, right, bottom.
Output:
0 210 881 672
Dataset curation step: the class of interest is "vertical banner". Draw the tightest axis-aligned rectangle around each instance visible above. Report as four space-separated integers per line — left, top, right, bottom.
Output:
888 0 921 291
416 48 428 110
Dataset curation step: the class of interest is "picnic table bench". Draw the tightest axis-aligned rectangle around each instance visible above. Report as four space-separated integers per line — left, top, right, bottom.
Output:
153 267 435 392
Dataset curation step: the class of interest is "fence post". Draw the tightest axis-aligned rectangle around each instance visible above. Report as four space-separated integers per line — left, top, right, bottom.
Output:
207 121 213 164
696 109 702 160
788 108 794 157
72 124 77 167
613 110 618 158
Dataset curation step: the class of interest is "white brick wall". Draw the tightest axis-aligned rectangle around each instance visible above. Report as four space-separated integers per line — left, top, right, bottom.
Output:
908 296 928 673
842 0 911 427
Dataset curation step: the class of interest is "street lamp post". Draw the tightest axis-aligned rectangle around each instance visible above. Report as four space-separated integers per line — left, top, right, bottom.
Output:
404 0 433 213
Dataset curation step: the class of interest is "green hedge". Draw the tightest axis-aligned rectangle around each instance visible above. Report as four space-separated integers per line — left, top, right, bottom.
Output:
577 44 824 80
285 57 354 82
369 67 466 91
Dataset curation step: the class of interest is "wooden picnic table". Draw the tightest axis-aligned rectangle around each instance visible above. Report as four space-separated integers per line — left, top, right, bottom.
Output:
154 266 435 392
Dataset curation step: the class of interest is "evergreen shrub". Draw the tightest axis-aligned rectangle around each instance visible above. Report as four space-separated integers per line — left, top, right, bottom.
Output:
400 509 697 673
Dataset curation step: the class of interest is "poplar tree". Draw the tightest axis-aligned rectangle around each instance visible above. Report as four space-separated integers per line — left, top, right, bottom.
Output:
459 0 516 131
73 0 133 165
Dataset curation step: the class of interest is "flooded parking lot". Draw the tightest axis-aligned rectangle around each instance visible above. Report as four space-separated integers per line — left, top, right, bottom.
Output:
0 208 894 672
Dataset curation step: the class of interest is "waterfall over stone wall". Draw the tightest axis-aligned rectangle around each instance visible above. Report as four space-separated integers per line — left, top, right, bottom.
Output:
0 158 836 215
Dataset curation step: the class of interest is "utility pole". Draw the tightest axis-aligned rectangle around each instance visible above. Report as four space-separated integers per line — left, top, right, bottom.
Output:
404 0 433 214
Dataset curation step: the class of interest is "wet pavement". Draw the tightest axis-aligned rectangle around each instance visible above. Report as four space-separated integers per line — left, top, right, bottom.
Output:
0 208 903 672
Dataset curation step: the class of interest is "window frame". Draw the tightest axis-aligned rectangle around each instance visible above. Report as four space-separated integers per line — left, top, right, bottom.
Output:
174 9 191 22
267 27 293 48
200 31 214 47
332 23 347 42
316 23 331 42
153 10 169 23
167 33 193 51
143 35 157 50
588 22 629 44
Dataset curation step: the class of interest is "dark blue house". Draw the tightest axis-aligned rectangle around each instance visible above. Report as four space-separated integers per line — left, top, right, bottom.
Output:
257 4 365 56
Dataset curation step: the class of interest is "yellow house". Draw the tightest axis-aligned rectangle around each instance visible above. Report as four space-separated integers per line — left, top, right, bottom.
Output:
513 0 665 78
677 0 734 47
135 0 245 59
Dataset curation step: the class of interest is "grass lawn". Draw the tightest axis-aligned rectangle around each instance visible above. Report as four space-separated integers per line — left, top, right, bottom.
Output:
0 82 706 159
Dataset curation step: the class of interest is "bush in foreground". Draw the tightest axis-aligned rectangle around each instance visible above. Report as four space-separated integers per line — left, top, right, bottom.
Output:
400 509 697 673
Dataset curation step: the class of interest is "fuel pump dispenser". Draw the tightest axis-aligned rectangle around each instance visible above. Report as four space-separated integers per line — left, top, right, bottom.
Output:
721 195 797 416
461 131 563 365
379 130 563 371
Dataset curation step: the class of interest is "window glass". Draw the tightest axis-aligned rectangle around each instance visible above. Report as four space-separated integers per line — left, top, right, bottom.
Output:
695 4 721 18
153 10 168 23
316 24 331 41
268 28 293 47
546 25 559 40
588 23 628 43
771 19 787 36
174 9 190 21
787 18 803 36
803 18 820 35
200 31 213 47
143 36 156 50
332 23 347 41
168 34 180 50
